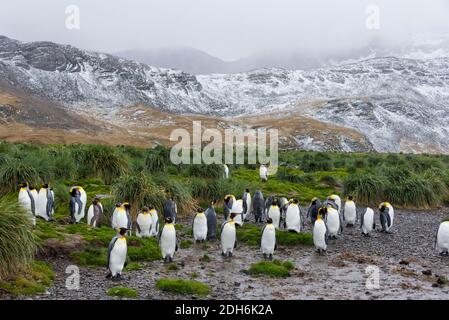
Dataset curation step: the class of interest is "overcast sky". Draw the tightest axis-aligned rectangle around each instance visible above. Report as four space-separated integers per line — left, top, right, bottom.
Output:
1 0 449 61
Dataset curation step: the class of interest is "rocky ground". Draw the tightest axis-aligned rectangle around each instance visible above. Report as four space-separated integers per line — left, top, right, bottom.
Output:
4 207 449 300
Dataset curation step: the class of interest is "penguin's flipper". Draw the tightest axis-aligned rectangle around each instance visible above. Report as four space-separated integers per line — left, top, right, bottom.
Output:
360 210 365 229
136 223 141 234
380 212 387 231
385 211 392 228
107 236 118 269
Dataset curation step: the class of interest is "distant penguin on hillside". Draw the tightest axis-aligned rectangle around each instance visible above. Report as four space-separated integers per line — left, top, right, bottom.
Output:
379 202 394 233
223 164 230 179
307 197 321 224
106 227 128 281
221 212 237 258
435 220 449 256
313 208 328 254
361 207 376 236
159 217 178 263
259 164 268 182
112 202 131 231
163 198 177 224
267 199 281 229
242 189 252 221
252 191 265 223
193 207 208 242
261 218 276 260
87 197 104 227
205 201 217 241
343 196 357 227
18 182 36 226
36 183 55 222
223 194 235 221
69 186 86 223
136 207 152 238
285 198 303 233
149 205 159 237
231 199 244 226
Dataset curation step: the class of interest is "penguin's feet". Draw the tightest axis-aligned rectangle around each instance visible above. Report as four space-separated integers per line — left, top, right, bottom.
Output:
163 256 170 263
263 253 267 259
169 256 173 263
268 254 273 261
228 252 233 258
111 275 120 282
221 252 226 257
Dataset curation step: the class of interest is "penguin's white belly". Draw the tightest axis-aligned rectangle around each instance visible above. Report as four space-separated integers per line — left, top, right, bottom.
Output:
150 213 159 236
136 215 152 237
193 215 208 240
344 203 357 224
36 191 48 220
74 189 87 222
18 191 31 213
87 205 95 227
160 227 176 258
245 197 252 217
109 240 127 276
326 210 340 235
261 226 276 254
234 213 243 226
221 224 236 253
268 208 281 229
285 206 301 232
362 209 374 234
313 220 327 250
115 213 129 229
387 205 394 229
437 222 449 252
334 197 341 213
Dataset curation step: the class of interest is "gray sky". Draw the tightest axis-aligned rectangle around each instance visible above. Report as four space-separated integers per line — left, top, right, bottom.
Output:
1 0 449 61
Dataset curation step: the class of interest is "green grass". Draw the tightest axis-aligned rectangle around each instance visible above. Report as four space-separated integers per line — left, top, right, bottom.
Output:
247 260 294 278
156 278 211 296
180 239 193 249
166 263 179 271
0 261 55 296
106 286 139 298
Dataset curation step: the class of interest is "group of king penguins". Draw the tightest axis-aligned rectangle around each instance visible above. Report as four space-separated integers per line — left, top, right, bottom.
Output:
17 180 449 282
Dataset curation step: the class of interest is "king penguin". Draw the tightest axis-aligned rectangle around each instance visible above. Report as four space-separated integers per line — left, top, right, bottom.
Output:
205 201 217 240
112 202 131 231
242 189 252 221
436 220 449 256
221 212 237 257
69 186 86 223
223 164 230 179
18 182 36 226
261 218 276 260
87 197 104 227
313 208 328 254
379 202 394 233
343 196 357 227
149 205 159 237
163 198 177 224
328 194 342 213
361 207 375 236
106 227 128 281
193 207 208 242
259 164 268 182
223 194 235 221
267 199 281 229
136 206 152 238
325 201 343 239
231 199 244 226
307 197 321 225
252 191 265 223
159 217 178 263
285 198 303 233
36 183 55 221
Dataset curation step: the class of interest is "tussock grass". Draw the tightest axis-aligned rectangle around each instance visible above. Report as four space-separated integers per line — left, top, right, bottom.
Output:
247 260 294 278
107 286 139 298
156 278 211 296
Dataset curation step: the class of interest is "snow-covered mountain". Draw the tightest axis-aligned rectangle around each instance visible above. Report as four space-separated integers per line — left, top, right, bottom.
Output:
1 35 449 153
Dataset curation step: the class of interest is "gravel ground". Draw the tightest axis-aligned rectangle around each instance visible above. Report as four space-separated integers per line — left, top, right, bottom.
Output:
3 207 449 300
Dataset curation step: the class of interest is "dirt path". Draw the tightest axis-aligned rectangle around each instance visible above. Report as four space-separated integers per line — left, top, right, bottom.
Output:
5 208 449 300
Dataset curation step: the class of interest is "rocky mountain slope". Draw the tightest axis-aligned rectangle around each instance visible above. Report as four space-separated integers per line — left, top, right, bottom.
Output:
1 35 448 153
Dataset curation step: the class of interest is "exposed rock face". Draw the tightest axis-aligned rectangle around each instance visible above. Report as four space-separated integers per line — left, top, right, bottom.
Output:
1 35 449 153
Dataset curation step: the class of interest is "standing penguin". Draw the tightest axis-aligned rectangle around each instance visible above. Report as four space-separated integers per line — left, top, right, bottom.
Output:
163 198 177 224
36 184 55 221
325 202 343 239
87 197 104 228
261 218 276 260
307 197 321 224
106 227 128 281
223 194 235 221
231 199 244 226
285 198 303 233
193 207 208 242
252 191 265 223
223 164 230 179
205 201 217 240
267 199 281 229
111 202 131 231
136 207 152 238
242 189 252 221
259 164 268 182
221 212 237 257
343 196 357 227
379 202 394 233
69 186 85 224
328 195 341 213
18 183 36 226
361 207 376 236
149 205 159 237
435 220 449 256
278 197 289 222
313 208 328 254
159 217 178 263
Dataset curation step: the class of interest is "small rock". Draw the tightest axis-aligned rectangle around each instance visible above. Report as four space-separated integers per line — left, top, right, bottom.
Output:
234 282 241 287
422 270 432 276
399 260 409 265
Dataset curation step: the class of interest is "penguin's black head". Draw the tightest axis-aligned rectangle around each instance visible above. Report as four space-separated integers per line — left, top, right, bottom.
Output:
148 205 155 210
118 228 127 236
197 207 205 213
292 198 299 204
123 202 130 209
43 183 49 188
348 195 354 201
115 202 123 208
165 217 173 224
142 206 149 212
271 199 278 206
245 188 250 193
93 197 100 204
379 205 386 212
267 218 273 224
29 186 36 190
230 212 236 220
19 182 28 188
318 207 327 215
210 200 216 206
